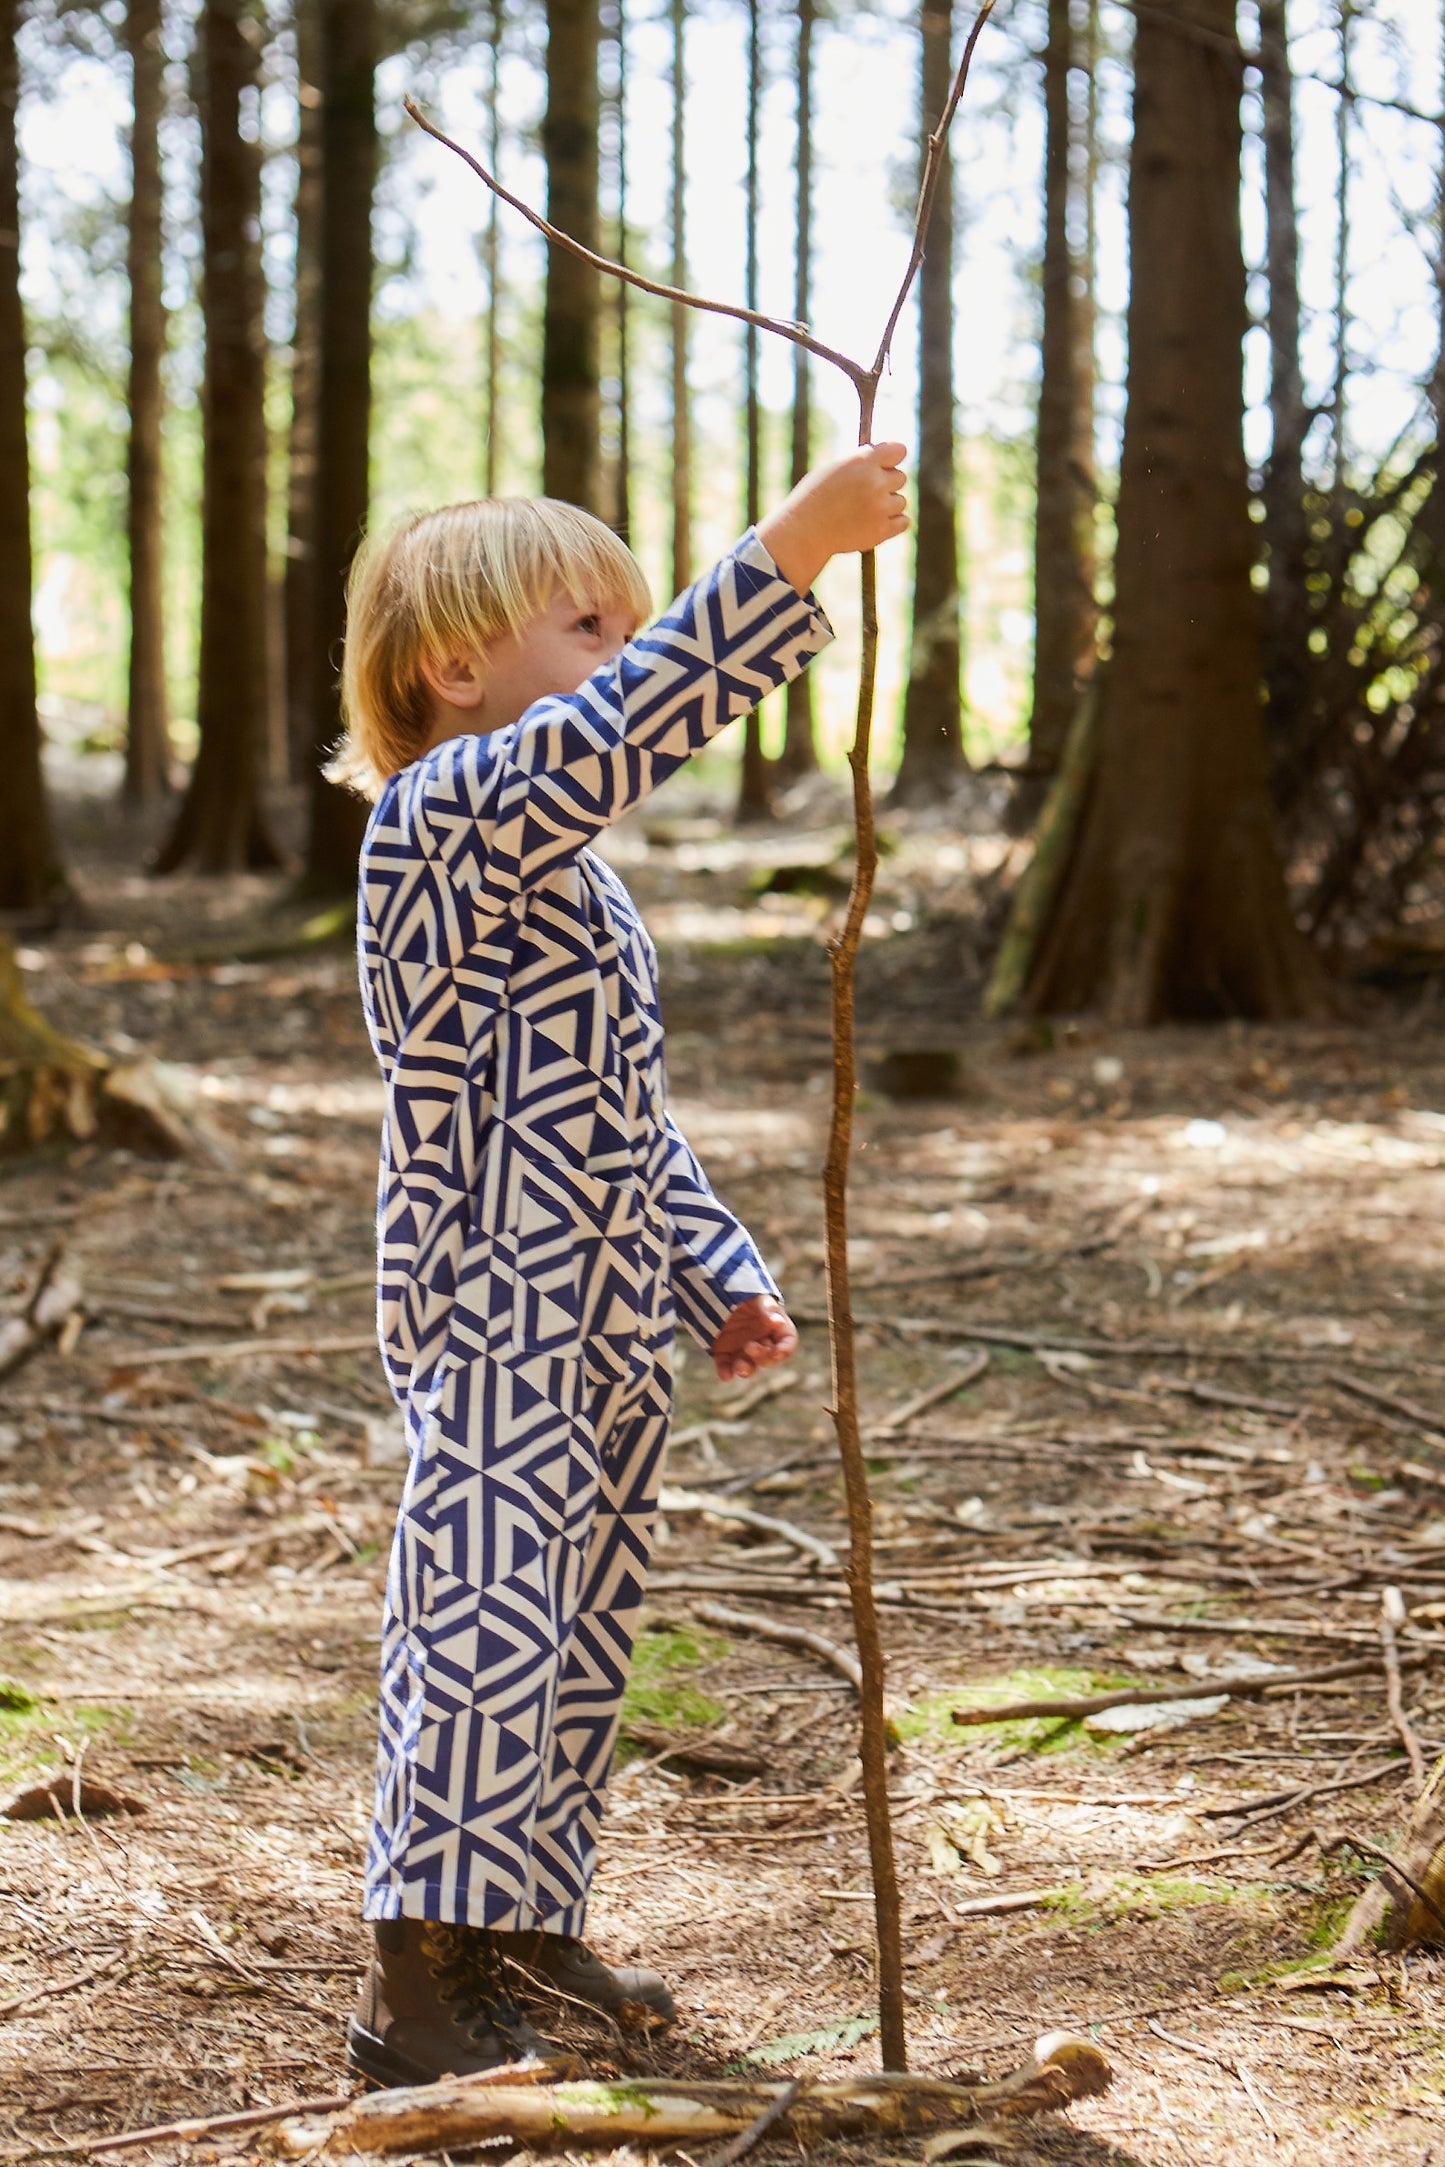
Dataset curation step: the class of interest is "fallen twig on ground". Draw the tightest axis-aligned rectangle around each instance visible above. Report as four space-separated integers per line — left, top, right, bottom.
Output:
1380 1586 1426 1787
695 1599 862 1690
96 1330 375 1368
0 1244 82 1382
46 2092 354 2157
951 1656 1402 1728
870 1353 990 1436
1203 1758 1405 1826
1327 1369 1445 1434
698 2078 803 2167
660 1487 838 1571
1319 1831 1445 1943
0 1946 127 2021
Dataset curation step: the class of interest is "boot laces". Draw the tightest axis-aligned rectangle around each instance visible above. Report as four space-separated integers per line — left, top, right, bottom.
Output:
422 1923 533 2048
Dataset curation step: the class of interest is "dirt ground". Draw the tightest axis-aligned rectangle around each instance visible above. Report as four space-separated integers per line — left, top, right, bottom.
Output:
6 779 1445 2165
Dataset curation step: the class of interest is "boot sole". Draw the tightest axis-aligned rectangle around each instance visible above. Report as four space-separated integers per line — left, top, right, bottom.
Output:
346 2016 518 2092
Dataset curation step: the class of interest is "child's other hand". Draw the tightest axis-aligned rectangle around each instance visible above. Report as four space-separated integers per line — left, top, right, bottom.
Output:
757 443 910 598
711 1294 799 1383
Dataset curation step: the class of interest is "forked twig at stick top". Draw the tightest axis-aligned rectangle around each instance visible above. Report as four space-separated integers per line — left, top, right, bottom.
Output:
403 1 996 2071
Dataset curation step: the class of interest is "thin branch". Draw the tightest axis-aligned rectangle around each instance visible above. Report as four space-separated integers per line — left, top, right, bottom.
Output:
1319 1833 1445 1943
401 96 869 390
699 2079 803 2167
1380 1586 1426 1789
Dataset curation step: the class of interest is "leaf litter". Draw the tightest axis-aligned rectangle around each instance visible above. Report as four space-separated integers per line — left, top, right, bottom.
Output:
3 804 1445 2161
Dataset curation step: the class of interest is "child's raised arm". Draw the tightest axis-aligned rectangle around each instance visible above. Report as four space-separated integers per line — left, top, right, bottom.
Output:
387 447 909 921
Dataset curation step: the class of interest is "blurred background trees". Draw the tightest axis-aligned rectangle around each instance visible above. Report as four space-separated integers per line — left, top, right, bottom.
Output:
2 0 1443 1024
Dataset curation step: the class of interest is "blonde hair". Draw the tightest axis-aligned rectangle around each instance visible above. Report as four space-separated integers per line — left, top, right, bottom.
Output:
327 496 652 800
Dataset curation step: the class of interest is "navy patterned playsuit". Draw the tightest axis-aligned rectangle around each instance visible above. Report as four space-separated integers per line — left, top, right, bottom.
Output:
358 531 832 1931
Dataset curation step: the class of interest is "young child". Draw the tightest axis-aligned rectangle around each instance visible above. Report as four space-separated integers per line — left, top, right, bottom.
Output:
332 444 909 2088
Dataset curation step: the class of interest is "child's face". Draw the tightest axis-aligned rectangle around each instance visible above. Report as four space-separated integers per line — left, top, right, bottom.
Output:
421 590 637 748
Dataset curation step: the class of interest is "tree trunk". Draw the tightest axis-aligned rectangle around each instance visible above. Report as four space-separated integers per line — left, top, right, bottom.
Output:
541 0 601 513
300 0 375 897
1425 0 1445 577
890 0 965 807
1022 0 1326 1023
0 3 65 916
123 0 172 808
482 0 502 495
284 0 322 780
155 0 279 875
776 0 817 784
1257 0 1311 800
735 0 771 823
1021 0 1095 819
607 0 631 541
668 0 690 595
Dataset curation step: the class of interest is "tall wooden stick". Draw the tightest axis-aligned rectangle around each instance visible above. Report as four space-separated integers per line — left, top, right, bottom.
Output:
402 6 995 2071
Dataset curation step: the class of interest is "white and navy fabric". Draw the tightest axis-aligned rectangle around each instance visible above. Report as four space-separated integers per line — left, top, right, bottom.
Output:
358 530 832 1930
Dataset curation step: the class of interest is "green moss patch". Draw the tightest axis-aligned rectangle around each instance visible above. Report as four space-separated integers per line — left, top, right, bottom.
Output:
1047 1871 1277 1929
619 1624 728 1742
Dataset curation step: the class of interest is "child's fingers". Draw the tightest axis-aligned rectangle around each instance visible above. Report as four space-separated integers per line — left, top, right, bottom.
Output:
866 439 908 468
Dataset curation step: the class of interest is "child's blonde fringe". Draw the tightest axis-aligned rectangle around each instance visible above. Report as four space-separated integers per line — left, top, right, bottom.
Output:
326 497 652 801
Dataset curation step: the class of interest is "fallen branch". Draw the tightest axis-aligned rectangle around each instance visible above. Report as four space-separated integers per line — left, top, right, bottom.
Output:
951 1656 1401 1728
660 1486 838 1571
1319 1832 1445 1945
1380 1586 1426 1788
699 2079 802 2167
945 1888 1067 1921
870 1352 990 1436
1202 1758 1405 1826
98 1331 375 1368
271 2040 1111 2156
696 1598 862 1690
0 1244 82 1382
0 1946 127 2021
621 1721 766 1779
1327 1369 1445 1433
47 2092 354 2157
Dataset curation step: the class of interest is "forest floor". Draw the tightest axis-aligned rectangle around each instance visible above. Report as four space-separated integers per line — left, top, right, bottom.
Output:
6 778 1445 2165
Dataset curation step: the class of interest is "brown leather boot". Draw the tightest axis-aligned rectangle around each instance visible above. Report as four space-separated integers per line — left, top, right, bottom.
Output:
494 1928 677 2024
348 1919 561 2089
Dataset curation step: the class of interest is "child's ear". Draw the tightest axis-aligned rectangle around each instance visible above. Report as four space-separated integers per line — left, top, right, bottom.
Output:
419 647 486 712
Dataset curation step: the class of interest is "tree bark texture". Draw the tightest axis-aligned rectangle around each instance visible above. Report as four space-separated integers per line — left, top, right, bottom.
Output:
156 0 278 874
1022 0 1324 1023
1025 0 1096 798
542 0 601 513
0 2 65 915
482 0 502 495
301 0 376 895
891 0 964 806
607 0 631 540
668 0 690 594
777 0 817 783
1258 0 1311 797
285 0 323 779
123 0 172 808
736 0 771 822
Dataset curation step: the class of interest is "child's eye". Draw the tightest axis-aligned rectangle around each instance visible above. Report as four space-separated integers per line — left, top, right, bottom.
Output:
576 612 601 637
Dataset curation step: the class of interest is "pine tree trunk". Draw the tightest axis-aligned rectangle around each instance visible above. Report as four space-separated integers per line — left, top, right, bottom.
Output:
300 0 375 896
1022 0 1326 1024
0 3 66 916
541 0 601 513
284 0 322 780
1021 0 1096 819
1425 1 1445 576
776 0 817 784
607 0 631 541
155 0 278 875
1258 0 1311 804
668 0 690 596
891 0 964 807
122 0 172 808
482 0 502 495
735 0 771 824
